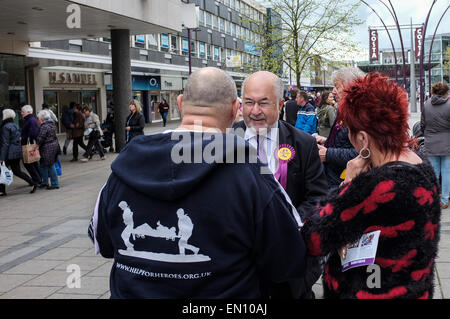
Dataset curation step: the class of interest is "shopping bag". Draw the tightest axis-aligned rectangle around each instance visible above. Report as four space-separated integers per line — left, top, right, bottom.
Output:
22 141 41 164
0 162 13 186
54 158 62 176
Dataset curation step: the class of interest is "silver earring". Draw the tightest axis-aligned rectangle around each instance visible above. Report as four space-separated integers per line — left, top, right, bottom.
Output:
359 148 371 159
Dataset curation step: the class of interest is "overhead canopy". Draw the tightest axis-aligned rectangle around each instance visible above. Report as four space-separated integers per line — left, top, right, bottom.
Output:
0 0 198 42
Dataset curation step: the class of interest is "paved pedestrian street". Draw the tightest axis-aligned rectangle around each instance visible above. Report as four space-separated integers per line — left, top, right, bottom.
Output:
0 120 449 299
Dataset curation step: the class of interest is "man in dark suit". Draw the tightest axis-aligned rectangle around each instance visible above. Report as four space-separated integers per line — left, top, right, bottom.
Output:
284 88 299 126
233 71 328 299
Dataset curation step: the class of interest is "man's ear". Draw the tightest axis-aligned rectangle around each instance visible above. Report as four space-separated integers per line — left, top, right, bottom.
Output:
177 94 183 115
279 98 285 113
231 98 239 122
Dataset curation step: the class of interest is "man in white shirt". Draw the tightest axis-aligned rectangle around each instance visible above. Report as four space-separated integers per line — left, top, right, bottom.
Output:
233 71 328 299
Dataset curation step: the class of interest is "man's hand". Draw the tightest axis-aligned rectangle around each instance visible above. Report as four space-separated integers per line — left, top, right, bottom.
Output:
318 144 327 162
343 155 371 184
315 135 327 145
125 126 131 131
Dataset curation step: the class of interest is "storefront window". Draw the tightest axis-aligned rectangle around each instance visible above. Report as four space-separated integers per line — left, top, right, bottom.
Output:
82 91 98 114
0 54 25 124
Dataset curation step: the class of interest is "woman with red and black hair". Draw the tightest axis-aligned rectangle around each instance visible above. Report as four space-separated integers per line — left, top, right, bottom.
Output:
302 72 441 299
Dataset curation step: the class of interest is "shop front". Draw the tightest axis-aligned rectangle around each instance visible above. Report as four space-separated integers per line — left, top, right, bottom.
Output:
159 76 182 122
34 69 106 133
0 53 26 125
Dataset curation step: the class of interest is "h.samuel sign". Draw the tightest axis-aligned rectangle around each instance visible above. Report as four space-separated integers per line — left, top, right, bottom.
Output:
49 72 98 85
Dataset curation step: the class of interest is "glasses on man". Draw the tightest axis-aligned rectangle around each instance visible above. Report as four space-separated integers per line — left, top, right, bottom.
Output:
243 100 275 108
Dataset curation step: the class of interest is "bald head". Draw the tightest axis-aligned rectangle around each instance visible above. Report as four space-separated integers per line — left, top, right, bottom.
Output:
183 67 237 108
242 71 284 104
177 67 239 132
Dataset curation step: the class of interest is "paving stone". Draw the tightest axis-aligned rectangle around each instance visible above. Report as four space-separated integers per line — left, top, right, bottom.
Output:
99 292 111 299
436 249 450 263
23 270 70 287
34 247 87 261
4 260 62 275
0 235 35 248
0 246 40 265
0 274 36 293
439 278 450 299
57 276 109 295
54 256 109 273
0 286 60 299
60 237 94 249
47 293 100 299
85 261 113 277
436 263 450 279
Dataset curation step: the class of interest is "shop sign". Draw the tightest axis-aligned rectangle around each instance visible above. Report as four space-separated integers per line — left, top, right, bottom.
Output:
370 29 379 61
49 72 97 85
415 27 423 60
161 77 182 91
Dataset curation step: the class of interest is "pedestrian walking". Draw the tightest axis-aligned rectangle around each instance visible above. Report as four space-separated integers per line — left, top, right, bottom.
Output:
302 72 441 299
125 100 145 143
421 82 450 209
42 103 58 124
69 104 87 162
61 102 75 155
36 110 60 190
88 67 306 298
316 91 336 138
81 105 105 162
20 105 42 186
158 98 170 127
0 109 37 196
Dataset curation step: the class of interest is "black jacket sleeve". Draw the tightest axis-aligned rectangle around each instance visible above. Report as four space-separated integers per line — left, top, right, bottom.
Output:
130 114 145 132
94 181 115 258
297 139 329 219
254 187 307 283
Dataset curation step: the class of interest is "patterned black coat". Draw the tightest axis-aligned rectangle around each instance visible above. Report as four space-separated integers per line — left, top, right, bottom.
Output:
302 161 441 299
36 121 59 166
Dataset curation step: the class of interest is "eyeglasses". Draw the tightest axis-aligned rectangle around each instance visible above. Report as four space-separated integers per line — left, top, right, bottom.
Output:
243 100 275 108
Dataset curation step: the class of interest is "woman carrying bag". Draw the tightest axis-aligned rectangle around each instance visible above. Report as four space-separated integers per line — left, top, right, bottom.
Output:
0 109 37 196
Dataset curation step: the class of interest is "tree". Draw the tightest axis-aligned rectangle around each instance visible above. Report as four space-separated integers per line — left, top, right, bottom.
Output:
245 0 364 88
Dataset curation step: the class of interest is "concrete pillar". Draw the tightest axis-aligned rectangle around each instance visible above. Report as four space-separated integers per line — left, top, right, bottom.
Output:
111 29 132 152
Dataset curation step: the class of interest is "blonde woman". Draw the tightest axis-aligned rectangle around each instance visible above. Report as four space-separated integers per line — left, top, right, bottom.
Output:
125 99 145 143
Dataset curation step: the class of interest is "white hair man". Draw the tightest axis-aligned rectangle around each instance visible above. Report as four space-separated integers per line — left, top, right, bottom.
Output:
89 67 307 298
233 70 328 299
315 66 364 188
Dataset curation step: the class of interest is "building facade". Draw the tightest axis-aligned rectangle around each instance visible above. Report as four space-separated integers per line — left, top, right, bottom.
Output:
11 0 267 132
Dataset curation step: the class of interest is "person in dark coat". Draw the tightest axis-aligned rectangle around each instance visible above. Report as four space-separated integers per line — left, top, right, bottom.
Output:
88 67 306 299
316 67 362 189
20 105 42 186
234 71 328 299
36 110 59 190
69 104 87 162
81 105 105 162
302 72 441 299
285 88 299 126
158 98 170 127
125 99 145 143
420 82 450 209
0 109 36 195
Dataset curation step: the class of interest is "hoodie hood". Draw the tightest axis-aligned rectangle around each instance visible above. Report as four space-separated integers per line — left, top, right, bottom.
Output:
111 131 253 201
431 95 449 106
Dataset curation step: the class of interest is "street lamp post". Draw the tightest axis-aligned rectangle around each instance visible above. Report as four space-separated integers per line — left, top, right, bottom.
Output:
185 27 201 75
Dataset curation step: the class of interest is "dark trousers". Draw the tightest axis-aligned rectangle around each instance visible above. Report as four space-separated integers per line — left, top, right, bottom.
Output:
72 136 87 160
161 112 168 127
83 131 104 159
0 158 35 193
24 161 42 185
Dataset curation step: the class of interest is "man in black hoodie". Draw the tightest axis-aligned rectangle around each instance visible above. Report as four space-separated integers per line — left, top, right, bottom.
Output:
88 67 306 298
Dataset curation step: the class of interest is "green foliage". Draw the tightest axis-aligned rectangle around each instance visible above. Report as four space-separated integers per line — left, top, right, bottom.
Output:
244 0 364 87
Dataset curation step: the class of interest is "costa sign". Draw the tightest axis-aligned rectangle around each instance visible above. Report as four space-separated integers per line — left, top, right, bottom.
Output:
370 30 379 61
415 27 423 60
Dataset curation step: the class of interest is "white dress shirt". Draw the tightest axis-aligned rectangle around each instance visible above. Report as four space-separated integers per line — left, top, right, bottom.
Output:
244 121 279 174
